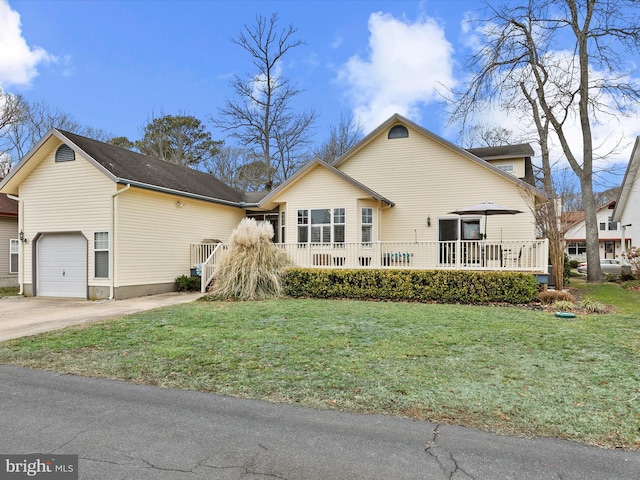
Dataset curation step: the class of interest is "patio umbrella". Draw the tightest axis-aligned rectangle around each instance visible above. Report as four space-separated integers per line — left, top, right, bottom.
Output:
448 202 523 240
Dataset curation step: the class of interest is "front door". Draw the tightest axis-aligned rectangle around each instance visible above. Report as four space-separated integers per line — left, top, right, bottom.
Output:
604 241 615 259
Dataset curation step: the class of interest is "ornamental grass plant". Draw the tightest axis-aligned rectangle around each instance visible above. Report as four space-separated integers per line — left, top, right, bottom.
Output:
207 218 292 300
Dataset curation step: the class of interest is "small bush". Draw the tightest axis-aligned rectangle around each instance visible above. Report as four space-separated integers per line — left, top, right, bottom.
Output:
621 279 640 291
552 300 576 312
539 290 577 305
175 275 201 292
578 298 609 314
569 259 579 269
283 268 539 304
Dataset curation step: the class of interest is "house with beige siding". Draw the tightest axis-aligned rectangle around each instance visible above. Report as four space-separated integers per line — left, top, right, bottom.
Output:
0 114 549 299
207 113 548 289
0 129 245 299
0 194 18 287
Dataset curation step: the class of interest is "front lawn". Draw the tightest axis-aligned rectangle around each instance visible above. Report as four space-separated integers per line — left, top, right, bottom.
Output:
0 295 638 449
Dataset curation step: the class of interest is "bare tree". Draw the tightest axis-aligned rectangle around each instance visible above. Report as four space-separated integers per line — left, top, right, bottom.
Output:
212 13 317 190
452 0 640 282
314 111 364 163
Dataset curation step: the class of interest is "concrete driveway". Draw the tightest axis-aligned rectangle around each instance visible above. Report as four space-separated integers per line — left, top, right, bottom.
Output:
0 292 202 342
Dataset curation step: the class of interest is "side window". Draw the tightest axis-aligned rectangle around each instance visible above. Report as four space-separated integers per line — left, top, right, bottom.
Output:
94 232 109 278
9 239 19 274
361 208 373 243
297 210 309 243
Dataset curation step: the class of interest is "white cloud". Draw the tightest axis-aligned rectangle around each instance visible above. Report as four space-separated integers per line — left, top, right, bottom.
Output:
338 12 455 132
0 0 54 88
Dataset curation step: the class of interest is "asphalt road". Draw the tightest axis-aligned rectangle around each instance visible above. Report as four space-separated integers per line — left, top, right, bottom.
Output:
0 366 638 480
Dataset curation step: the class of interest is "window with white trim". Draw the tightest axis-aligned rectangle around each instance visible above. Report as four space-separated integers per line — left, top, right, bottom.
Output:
94 232 109 278
496 164 515 173
280 211 286 243
9 239 19 274
361 208 373 244
297 208 345 244
567 241 586 255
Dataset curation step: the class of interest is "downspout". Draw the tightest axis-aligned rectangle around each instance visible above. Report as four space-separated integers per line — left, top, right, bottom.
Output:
7 194 23 295
110 184 131 299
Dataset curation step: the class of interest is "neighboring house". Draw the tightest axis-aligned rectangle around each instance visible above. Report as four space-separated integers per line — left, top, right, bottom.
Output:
0 194 19 287
612 137 640 250
564 200 623 262
0 114 550 300
0 129 246 299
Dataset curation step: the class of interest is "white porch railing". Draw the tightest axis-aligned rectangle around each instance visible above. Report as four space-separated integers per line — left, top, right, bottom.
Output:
275 240 549 271
195 239 549 292
190 243 222 269
200 243 229 293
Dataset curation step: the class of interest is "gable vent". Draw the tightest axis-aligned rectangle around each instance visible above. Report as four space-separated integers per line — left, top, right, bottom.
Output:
55 144 75 162
388 125 409 139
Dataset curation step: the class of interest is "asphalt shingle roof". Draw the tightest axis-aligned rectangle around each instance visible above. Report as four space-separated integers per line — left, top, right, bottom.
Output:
58 130 245 205
0 194 18 217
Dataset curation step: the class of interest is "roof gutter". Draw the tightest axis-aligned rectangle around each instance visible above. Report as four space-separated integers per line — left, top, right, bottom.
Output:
116 179 243 208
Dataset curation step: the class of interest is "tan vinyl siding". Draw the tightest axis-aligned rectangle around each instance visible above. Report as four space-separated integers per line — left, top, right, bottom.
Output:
19 146 115 286
275 165 382 243
338 125 537 242
115 187 244 286
0 217 18 278
487 159 525 178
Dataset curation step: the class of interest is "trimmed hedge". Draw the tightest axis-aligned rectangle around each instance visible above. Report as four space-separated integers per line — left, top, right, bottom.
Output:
283 268 539 304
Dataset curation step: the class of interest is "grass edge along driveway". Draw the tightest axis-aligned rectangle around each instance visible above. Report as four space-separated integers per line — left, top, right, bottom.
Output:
0 296 638 450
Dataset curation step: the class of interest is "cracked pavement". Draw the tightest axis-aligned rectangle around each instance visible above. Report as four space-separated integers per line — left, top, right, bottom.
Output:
1 366 638 479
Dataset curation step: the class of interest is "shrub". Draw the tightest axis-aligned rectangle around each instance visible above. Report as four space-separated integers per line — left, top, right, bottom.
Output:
569 259 579 269
283 268 539 304
578 298 609 314
621 279 640 291
552 300 576 312
208 218 292 300
539 290 577 305
175 275 201 292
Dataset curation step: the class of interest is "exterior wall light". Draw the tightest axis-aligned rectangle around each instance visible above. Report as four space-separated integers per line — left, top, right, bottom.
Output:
427 216 431 227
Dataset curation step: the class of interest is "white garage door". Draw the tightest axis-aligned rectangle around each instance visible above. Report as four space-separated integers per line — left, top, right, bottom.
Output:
37 233 87 298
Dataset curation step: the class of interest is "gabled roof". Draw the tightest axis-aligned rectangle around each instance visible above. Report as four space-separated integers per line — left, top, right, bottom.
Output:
331 113 546 200
0 129 245 206
564 200 617 232
466 143 535 160
0 194 18 217
259 159 395 210
612 137 640 222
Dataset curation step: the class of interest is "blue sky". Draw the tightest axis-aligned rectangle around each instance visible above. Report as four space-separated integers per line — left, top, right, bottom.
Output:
2 0 640 185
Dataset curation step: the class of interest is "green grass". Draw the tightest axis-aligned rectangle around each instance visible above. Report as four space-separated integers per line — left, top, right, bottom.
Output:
0 286 19 297
1 292 639 449
569 277 639 314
